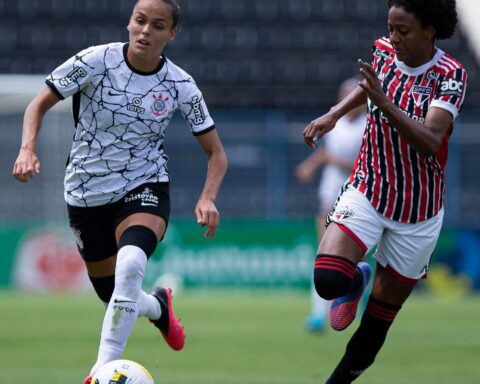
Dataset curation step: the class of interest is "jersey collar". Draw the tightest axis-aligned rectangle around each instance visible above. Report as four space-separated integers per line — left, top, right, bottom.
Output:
394 47 444 76
123 43 166 76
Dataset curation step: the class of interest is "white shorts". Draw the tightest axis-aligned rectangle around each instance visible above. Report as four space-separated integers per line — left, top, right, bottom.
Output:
328 186 444 282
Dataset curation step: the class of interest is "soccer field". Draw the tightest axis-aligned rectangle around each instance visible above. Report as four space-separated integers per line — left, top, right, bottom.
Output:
1 291 479 384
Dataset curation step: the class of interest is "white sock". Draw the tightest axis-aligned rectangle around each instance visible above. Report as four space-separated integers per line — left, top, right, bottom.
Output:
90 245 147 375
138 290 161 320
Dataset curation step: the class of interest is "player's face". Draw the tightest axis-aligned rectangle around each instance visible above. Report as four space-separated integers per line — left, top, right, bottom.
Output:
127 0 176 70
387 6 436 68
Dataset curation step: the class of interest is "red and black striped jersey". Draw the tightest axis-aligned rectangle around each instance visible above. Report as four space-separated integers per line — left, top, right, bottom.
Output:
349 37 468 223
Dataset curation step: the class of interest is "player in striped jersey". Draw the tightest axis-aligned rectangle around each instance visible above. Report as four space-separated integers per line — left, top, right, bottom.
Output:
13 0 228 382
303 0 466 382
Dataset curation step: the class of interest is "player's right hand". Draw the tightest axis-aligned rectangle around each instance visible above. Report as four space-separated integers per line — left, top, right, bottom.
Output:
13 148 41 182
303 113 337 148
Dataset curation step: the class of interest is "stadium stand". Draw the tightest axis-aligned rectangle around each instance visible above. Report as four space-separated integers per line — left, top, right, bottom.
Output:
0 0 479 226
1 0 479 108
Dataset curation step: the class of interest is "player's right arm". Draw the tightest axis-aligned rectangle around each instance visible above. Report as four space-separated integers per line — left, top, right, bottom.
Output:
13 86 61 182
303 85 367 148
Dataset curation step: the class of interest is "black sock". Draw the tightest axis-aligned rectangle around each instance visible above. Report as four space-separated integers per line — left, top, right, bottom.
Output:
314 255 363 300
89 275 115 304
327 296 401 383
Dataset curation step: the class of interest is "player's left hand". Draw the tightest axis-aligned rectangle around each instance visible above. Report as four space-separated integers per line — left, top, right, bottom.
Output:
357 59 389 110
195 197 220 238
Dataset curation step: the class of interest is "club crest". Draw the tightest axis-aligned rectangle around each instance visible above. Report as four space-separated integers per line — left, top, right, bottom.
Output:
151 93 170 117
334 207 354 221
411 85 432 107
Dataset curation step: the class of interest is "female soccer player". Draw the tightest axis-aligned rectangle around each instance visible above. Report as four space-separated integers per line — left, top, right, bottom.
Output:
12 0 228 382
303 0 467 382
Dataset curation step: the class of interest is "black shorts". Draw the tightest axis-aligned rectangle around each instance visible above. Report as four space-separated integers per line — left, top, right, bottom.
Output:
67 182 170 262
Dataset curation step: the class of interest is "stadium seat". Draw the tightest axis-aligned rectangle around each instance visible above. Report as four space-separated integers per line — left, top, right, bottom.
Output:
1 0 479 109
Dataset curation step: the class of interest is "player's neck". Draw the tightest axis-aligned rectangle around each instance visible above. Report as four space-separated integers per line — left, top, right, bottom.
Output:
127 49 163 73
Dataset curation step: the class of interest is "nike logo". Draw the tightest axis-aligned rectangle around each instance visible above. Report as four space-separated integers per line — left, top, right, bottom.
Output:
113 299 136 304
141 202 157 207
108 90 123 96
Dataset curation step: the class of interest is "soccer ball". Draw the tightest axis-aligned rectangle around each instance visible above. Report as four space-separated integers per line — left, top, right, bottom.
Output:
91 359 155 384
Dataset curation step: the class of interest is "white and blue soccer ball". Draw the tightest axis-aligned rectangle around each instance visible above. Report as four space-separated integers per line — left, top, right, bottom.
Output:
91 359 155 384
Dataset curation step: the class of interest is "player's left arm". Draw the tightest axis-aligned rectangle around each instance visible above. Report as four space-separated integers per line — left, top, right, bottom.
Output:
358 60 457 156
194 129 228 238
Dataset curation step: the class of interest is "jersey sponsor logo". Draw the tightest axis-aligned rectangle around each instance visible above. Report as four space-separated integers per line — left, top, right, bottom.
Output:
124 187 159 207
439 78 463 97
59 67 87 87
127 97 145 114
190 96 206 125
400 109 425 123
151 93 170 117
411 85 432 107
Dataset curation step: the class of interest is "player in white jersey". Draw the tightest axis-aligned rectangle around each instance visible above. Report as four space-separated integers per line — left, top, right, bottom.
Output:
12 1 228 382
296 78 366 332
303 1 466 383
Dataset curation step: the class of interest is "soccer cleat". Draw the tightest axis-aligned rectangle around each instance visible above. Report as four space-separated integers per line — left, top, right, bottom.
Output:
150 286 185 351
83 375 92 384
329 261 371 331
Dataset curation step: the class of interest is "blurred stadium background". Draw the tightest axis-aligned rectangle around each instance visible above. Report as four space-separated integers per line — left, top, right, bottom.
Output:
1 0 479 293
1 1 480 383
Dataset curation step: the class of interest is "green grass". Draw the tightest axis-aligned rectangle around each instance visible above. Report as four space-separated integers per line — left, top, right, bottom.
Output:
1 290 479 383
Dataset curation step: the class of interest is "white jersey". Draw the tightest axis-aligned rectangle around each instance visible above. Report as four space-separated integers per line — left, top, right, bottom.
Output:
318 113 365 209
46 42 215 207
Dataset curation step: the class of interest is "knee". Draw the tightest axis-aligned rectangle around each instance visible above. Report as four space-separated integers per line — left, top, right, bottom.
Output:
115 225 157 282
118 225 158 258
313 255 356 300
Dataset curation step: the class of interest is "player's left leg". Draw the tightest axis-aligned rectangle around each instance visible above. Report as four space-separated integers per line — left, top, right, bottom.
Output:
325 210 443 383
115 214 185 350
325 265 415 383
89 216 163 375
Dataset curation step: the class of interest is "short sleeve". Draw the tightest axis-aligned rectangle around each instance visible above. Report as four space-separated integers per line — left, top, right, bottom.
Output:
178 80 215 135
45 46 103 100
430 67 468 120
371 37 394 74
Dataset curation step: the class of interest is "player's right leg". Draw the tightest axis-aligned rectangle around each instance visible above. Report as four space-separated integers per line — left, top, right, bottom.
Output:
68 204 122 383
68 203 119 306
86 257 116 306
